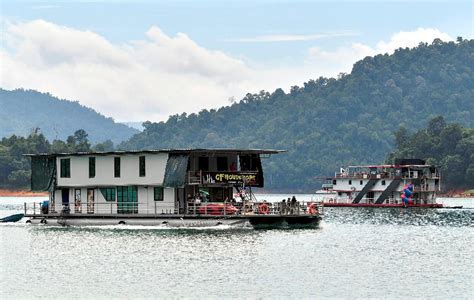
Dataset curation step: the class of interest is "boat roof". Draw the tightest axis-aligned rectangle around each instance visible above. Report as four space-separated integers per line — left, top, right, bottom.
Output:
25 148 286 157
346 164 433 168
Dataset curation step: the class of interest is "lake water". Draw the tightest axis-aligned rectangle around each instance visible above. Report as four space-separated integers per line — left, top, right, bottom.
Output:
1 195 473 299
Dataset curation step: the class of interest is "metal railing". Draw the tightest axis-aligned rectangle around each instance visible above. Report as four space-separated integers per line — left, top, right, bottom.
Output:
24 200 324 217
186 201 323 216
335 173 440 180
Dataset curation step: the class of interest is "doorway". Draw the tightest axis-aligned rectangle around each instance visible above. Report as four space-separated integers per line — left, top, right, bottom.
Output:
87 189 95 214
366 191 374 204
176 188 186 213
61 188 69 211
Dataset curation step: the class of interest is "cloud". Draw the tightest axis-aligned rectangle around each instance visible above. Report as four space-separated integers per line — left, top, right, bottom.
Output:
223 31 358 42
307 28 454 75
1 20 253 121
0 22 454 122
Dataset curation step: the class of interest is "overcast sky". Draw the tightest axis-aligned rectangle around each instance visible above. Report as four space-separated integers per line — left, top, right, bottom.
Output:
1 1 472 122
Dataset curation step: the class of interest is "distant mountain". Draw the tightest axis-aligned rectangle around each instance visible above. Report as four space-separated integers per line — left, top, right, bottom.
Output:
120 38 474 191
120 122 144 131
0 89 138 143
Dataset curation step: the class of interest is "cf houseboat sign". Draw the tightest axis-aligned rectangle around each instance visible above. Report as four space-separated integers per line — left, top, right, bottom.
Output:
203 172 258 185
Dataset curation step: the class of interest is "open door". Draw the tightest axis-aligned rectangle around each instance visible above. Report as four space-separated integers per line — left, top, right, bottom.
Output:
87 189 95 214
61 188 69 212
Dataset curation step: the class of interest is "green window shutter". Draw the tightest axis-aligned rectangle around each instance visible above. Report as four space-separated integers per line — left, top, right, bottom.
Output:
60 158 70 178
154 187 164 201
100 188 116 201
139 156 146 177
114 157 120 177
89 157 96 178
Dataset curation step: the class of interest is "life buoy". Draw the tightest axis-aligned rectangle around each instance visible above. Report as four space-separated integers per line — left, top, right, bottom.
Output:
308 203 318 215
258 203 270 215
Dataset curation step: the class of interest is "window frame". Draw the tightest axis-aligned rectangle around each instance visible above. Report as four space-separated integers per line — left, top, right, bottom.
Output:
154 187 164 201
100 188 116 202
89 157 96 178
139 156 146 177
114 157 121 178
60 158 71 178
216 157 228 171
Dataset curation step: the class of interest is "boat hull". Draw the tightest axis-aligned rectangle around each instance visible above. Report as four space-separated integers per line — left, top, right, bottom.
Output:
323 203 443 208
1 213 24 222
25 214 321 228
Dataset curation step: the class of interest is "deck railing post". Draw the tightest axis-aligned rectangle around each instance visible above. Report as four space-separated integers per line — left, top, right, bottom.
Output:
33 202 36 215
24 202 27 215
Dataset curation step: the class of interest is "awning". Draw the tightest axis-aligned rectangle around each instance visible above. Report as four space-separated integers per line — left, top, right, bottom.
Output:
163 154 189 187
31 156 56 192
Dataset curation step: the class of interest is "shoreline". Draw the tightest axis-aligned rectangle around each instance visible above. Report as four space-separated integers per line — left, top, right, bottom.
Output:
0 189 48 197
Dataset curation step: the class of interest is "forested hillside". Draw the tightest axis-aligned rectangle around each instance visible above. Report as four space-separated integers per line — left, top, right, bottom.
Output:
387 116 473 189
121 39 474 191
0 89 138 143
0 129 111 188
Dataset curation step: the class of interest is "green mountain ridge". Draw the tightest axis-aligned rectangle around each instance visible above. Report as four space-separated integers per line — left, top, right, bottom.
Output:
120 38 473 191
0 89 138 144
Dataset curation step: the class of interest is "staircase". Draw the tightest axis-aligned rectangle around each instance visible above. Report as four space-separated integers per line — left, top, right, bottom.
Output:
352 179 378 204
234 185 257 202
375 178 402 204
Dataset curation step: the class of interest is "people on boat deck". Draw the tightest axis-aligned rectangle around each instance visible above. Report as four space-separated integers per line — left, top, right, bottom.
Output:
281 199 286 214
194 195 201 205
290 196 297 214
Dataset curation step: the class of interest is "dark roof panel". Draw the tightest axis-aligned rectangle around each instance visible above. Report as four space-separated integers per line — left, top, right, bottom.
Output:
25 148 285 157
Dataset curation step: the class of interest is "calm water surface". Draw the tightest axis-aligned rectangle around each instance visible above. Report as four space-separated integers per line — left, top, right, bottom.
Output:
1 196 473 299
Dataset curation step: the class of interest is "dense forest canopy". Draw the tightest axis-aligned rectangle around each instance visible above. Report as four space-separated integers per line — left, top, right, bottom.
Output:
0 89 138 144
0 129 111 188
1 39 472 191
387 116 474 189
120 38 473 191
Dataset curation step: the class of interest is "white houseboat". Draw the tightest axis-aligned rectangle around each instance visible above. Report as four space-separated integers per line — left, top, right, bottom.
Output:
24 149 322 227
320 159 442 208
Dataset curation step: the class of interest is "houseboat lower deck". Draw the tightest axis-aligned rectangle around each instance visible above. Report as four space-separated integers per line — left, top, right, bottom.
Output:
24 200 323 228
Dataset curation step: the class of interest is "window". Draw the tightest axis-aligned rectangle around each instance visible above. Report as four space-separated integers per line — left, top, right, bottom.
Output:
349 180 352 185
154 187 164 201
198 157 209 171
60 158 70 178
100 188 116 201
114 157 121 178
139 156 146 177
89 157 96 178
117 186 138 213
217 157 228 171
332 179 337 185
240 156 251 171
360 180 363 185
381 180 386 186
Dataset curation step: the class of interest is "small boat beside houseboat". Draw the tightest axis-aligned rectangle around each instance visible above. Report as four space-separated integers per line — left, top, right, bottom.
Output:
318 159 443 208
24 149 322 228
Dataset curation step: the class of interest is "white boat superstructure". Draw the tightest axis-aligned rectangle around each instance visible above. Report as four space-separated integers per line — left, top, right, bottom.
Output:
25 149 322 227
321 159 442 207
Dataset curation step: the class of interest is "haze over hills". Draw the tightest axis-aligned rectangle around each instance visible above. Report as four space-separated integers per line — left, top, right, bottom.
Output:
120 39 473 190
0 89 138 144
